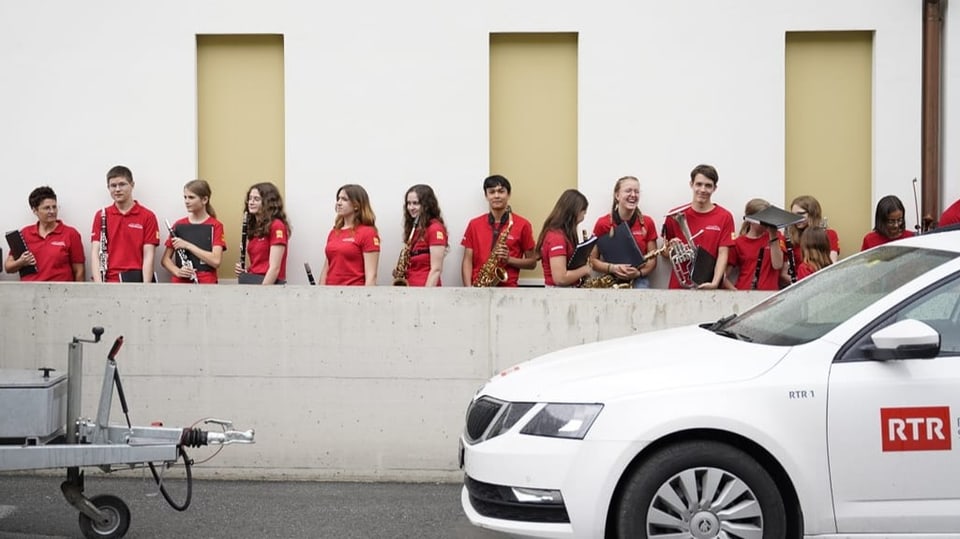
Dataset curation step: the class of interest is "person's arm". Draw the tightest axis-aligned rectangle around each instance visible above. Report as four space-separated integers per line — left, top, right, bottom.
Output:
461 248 474 286
640 240 658 277
363 251 379 286
829 250 839 263
4 251 35 274
262 244 285 285
549 255 592 287
768 232 784 271
172 237 223 268
160 247 179 278
91 242 102 282
72 262 85 282
425 245 445 287
318 258 329 285
141 244 156 282
699 245 728 290
509 250 538 270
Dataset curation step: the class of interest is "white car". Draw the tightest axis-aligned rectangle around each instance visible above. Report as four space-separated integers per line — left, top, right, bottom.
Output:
460 229 960 538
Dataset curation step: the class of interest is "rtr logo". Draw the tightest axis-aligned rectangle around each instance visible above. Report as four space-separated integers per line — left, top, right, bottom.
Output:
880 406 951 452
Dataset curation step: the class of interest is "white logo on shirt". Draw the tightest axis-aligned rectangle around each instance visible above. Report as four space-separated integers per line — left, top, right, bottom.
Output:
51 241 66 247
128 223 144 230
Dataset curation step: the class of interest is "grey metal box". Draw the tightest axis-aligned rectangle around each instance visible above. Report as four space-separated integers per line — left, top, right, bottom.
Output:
0 369 67 439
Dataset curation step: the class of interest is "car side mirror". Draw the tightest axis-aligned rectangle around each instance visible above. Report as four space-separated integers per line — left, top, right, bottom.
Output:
861 319 941 360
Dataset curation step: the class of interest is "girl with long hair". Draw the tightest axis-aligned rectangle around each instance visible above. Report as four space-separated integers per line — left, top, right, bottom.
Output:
723 198 784 291
397 184 448 286
797 226 833 280
319 184 381 286
235 182 290 284
787 195 839 264
588 176 658 288
536 189 591 287
162 179 227 284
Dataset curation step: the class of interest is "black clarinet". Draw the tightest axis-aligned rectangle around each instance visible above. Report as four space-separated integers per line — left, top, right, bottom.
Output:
165 219 199 284
99 207 108 282
239 210 249 272
783 236 798 284
751 247 765 290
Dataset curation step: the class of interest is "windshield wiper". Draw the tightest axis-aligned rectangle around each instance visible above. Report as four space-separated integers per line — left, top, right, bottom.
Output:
704 313 736 331
712 328 754 342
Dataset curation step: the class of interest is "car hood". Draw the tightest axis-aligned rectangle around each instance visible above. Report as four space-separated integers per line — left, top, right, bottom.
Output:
481 325 789 403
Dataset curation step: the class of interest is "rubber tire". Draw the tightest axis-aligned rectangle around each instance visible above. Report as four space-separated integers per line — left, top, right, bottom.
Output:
615 440 787 539
78 494 131 539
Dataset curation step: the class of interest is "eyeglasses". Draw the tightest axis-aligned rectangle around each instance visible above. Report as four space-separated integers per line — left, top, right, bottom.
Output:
884 218 905 227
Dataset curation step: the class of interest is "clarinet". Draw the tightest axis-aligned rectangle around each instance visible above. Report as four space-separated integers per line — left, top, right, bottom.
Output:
165 219 199 284
239 210 249 272
783 236 798 284
99 207 108 282
751 246 765 290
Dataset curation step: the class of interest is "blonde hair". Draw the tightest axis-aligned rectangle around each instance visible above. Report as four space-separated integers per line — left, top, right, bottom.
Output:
739 198 770 236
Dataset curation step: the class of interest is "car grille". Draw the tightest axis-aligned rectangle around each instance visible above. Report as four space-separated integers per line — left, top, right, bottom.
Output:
465 475 570 523
465 396 503 442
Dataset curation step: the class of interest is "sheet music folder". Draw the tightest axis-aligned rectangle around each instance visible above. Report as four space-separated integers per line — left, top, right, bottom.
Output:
691 247 717 285
596 222 645 267
172 223 214 271
4 230 38 277
744 206 805 229
566 235 597 270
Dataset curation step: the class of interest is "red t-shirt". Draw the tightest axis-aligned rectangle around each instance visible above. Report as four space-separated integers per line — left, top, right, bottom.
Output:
662 204 735 289
939 198 960 227
324 224 381 286
460 213 536 287
592 213 658 255
727 233 784 291
246 219 289 281
405 219 447 287
90 201 160 282
18 221 85 282
539 229 573 287
789 228 839 267
796 262 816 280
164 216 227 284
860 229 915 251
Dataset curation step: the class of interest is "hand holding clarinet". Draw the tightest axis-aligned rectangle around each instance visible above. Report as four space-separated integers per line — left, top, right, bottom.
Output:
165 219 199 284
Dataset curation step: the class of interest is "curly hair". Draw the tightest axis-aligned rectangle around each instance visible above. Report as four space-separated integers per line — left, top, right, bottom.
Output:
244 182 290 238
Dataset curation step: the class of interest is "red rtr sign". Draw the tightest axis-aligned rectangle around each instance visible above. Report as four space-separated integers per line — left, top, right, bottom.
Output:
881 407 952 452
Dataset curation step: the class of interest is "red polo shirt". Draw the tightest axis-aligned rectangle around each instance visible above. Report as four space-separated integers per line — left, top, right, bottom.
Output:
19 221 85 281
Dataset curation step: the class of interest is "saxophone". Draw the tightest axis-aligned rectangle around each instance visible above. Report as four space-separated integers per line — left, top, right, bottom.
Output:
392 216 419 286
472 214 512 287
582 244 666 289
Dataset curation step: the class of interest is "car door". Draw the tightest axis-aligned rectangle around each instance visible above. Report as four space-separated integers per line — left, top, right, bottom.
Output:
827 274 960 533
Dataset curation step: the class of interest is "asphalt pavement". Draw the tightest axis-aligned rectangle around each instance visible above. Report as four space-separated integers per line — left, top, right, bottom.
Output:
0 475 505 539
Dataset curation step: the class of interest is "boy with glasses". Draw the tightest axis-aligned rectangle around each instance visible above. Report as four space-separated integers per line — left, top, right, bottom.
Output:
90 165 160 282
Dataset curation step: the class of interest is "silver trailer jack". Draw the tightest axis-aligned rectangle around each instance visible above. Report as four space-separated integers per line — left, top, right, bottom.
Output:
0 327 255 538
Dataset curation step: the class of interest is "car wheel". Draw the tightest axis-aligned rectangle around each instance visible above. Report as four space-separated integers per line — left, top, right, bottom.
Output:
615 440 787 538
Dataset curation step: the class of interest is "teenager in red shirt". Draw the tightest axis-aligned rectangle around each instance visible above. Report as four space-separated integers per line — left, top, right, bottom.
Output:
787 195 840 263
162 180 227 284
319 184 380 286
938 197 960 228
796 226 833 280
860 195 915 251
396 184 447 286
724 198 784 291
460 175 537 287
588 176 658 288
661 164 735 289
90 165 160 283
5 186 85 281
537 189 592 287
234 182 290 284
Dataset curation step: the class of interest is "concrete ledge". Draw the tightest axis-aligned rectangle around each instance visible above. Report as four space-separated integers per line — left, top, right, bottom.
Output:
0 283 771 481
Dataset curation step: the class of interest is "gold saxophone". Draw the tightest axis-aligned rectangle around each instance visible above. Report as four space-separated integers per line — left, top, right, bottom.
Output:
392 216 419 286
582 244 666 289
472 214 512 287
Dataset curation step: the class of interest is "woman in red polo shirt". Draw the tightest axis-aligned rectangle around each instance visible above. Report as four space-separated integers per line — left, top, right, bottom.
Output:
4 186 85 281
396 184 447 286
234 182 290 285
537 189 592 287
319 184 380 286
588 176 658 288
860 195 915 251
161 179 227 284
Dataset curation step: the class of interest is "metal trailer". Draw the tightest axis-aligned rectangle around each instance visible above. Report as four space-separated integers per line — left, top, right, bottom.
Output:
0 327 255 539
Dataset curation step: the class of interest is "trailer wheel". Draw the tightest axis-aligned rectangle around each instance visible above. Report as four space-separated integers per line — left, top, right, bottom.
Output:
78 494 130 539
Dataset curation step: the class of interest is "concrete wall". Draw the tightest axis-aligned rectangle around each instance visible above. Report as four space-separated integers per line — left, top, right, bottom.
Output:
0 1 947 287
0 283 770 481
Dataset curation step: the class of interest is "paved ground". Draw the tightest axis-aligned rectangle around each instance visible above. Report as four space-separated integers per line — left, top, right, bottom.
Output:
0 475 505 539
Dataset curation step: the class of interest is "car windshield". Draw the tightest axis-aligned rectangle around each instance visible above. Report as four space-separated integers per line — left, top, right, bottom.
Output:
717 245 956 346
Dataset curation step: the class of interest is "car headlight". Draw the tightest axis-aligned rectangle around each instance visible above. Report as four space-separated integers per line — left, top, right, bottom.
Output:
520 403 603 439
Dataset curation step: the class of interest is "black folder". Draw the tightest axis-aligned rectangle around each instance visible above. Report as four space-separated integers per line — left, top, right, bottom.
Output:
4 230 38 277
596 222 645 267
566 235 598 270
744 206 805 229
171 223 215 271
691 247 717 285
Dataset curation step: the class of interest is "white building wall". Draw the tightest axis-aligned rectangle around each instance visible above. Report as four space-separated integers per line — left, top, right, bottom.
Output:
0 1 945 286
